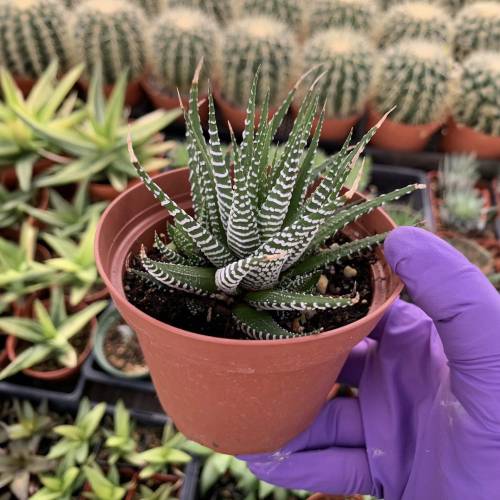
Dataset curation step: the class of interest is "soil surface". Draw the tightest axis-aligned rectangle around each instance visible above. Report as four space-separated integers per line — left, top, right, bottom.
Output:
124 234 376 340
104 324 147 374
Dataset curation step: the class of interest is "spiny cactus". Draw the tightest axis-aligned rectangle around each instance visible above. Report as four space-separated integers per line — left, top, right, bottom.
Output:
240 0 307 36
166 0 238 24
380 0 464 12
300 29 375 119
454 1 500 60
72 0 149 85
373 40 456 126
220 16 299 108
439 154 484 233
127 69 422 340
149 7 219 96
376 2 453 48
309 0 378 33
128 0 166 17
452 51 500 137
0 0 74 79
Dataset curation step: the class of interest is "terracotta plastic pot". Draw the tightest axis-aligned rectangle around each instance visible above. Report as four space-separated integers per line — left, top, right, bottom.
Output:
213 88 278 136
14 76 36 97
0 158 54 189
367 108 442 152
95 168 402 454
5 300 96 381
441 118 500 159
79 79 144 108
142 78 208 126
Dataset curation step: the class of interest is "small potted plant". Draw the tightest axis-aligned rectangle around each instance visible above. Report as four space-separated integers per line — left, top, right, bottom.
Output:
215 16 299 134
94 307 149 380
31 462 84 500
298 29 375 142
367 40 456 152
0 287 107 382
142 6 219 124
82 463 134 500
18 68 180 201
96 70 421 453
441 51 500 159
71 0 148 106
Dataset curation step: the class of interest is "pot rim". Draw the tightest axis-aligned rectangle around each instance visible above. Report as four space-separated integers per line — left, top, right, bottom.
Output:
95 169 403 347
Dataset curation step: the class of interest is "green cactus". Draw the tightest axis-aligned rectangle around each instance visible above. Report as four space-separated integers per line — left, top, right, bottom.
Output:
373 40 456 126
454 1 500 60
220 16 299 108
376 2 453 48
240 0 307 36
149 7 219 96
300 29 375 119
309 0 378 33
72 0 149 85
166 0 238 24
128 0 166 17
0 0 74 79
379 0 464 12
452 51 500 137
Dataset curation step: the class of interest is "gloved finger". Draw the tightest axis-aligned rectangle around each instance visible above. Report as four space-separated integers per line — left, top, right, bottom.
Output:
239 397 365 465
384 227 500 427
338 337 378 386
245 447 374 496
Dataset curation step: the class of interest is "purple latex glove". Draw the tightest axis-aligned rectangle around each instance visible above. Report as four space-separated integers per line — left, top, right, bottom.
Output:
240 227 500 499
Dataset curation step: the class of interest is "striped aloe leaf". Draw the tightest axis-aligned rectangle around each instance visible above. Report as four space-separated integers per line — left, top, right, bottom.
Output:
129 69 423 339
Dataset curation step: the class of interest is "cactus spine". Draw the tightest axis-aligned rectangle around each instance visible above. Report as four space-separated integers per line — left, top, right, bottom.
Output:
452 51 500 137
373 40 457 126
454 2 500 60
300 29 375 119
376 2 453 48
0 0 74 79
241 0 307 36
128 0 166 17
166 0 238 24
220 16 299 108
149 7 219 96
72 0 149 85
309 0 378 33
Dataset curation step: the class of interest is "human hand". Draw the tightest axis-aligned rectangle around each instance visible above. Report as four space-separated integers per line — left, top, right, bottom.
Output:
239 227 500 500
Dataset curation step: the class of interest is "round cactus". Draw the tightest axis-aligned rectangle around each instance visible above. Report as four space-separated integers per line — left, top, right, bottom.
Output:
376 2 452 48
128 0 166 17
372 40 457 126
379 0 464 12
149 7 219 96
300 29 375 119
452 51 500 137
220 16 299 108
454 2 500 60
166 0 238 24
72 0 149 85
308 0 378 33
240 0 307 36
0 0 74 79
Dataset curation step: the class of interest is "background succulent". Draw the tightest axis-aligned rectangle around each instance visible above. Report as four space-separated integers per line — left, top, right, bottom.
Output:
72 0 149 85
309 0 378 34
166 0 238 24
0 0 74 79
149 7 219 96
240 0 307 37
128 0 166 17
372 40 457 126
300 29 375 119
454 1 500 60
376 2 453 48
219 16 299 108
451 51 500 137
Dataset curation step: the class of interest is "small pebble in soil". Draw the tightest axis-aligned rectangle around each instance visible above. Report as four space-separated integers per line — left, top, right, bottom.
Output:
343 265 358 278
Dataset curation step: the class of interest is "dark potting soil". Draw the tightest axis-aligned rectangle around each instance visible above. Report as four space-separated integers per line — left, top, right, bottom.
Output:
17 328 90 372
124 235 376 340
104 324 147 374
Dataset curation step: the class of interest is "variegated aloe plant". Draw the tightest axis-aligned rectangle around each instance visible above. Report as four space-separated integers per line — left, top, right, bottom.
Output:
129 68 422 340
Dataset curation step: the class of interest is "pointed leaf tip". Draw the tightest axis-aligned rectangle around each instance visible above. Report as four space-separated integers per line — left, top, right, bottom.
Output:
193 58 204 84
127 132 138 164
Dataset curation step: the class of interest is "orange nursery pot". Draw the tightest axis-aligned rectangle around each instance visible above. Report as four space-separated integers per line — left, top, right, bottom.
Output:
89 170 160 202
95 168 402 455
367 108 442 153
79 79 143 108
441 118 500 160
0 158 55 189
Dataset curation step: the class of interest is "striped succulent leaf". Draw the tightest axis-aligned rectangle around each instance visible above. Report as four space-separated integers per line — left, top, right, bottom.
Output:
130 70 422 339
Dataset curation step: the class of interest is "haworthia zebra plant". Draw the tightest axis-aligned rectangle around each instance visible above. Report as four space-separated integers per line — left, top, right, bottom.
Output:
129 67 422 340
